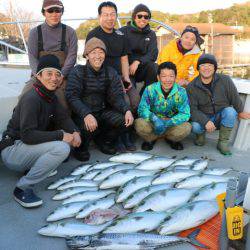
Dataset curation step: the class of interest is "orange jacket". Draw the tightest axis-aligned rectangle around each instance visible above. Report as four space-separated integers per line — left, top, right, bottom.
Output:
158 39 202 83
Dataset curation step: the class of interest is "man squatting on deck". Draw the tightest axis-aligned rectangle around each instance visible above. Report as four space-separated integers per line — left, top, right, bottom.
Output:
0 55 81 208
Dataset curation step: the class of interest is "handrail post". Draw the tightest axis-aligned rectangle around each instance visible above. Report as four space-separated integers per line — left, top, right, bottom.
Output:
16 20 28 53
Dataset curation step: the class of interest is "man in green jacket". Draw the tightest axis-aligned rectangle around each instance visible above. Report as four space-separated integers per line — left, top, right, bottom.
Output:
187 54 250 155
135 62 191 151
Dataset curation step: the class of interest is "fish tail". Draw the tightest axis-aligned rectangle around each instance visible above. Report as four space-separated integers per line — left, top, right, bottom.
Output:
187 228 210 249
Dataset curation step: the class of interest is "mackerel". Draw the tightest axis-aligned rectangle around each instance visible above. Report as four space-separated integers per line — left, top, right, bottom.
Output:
109 152 153 164
88 162 122 171
47 176 78 190
203 168 233 175
71 164 93 176
80 169 101 180
171 157 200 166
57 179 99 191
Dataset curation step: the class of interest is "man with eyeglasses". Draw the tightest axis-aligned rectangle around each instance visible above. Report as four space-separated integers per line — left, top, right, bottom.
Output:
86 1 139 152
20 0 78 110
120 4 158 96
187 54 250 155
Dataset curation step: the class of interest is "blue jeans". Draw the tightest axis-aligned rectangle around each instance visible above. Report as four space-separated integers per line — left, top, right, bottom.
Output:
192 107 237 134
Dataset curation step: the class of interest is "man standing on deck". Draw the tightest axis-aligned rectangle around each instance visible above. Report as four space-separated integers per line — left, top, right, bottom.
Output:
187 54 250 155
20 0 78 110
86 1 140 152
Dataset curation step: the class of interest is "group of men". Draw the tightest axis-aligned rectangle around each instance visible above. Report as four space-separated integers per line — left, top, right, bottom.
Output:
0 0 250 208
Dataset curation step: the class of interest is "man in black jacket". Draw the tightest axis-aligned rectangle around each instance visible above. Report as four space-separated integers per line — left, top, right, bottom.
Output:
187 54 250 155
120 4 158 95
0 55 81 208
66 37 134 161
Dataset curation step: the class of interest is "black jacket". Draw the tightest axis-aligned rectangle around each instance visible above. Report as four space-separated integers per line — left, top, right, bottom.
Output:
187 73 243 126
120 22 158 65
65 63 130 121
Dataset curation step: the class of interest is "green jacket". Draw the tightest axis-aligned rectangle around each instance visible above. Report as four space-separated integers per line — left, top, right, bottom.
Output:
138 82 190 126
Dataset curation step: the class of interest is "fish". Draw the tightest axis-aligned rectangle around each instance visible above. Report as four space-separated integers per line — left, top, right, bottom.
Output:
103 211 169 233
62 189 115 205
152 169 199 185
134 188 196 212
190 182 227 202
191 159 209 170
158 200 219 235
99 169 156 189
70 164 93 176
123 183 173 209
135 156 176 171
202 168 233 176
38 221 112 238
116 176 155 203
47 176 78 190
46 201 90 222
80 169 101 180
175 174 230 189
76 194 115 219
87 162 122 171
109 152 153 164
52 186 98 201
93 164 135 181
171 157 200 167
57 179 99 191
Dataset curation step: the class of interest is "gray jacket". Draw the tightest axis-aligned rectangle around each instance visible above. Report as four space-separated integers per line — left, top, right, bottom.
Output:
187 73 243 126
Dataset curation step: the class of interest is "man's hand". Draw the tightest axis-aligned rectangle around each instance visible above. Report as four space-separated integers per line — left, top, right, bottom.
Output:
205 121 216 133
122 78 132 92
129 60 140 76
238 112 250 120
72 132 81 147
124 110 134 127
84 114 98 132
178 79 189 87
63 132 74 144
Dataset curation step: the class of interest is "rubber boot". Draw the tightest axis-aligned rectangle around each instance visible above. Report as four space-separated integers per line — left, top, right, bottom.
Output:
194 133 206 146
217 125 233 156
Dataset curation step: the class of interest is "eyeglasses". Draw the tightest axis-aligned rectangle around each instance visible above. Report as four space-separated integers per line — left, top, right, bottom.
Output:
46 8 62 14
136 14 149 20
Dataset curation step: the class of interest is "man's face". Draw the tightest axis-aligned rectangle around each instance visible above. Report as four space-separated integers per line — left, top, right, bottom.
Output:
37 69 62 90
43 7 63 26
159 68 176 91
86 48 105 71
180 32 196 50
99 6 117 32
199 63 215 80
134 11 150 29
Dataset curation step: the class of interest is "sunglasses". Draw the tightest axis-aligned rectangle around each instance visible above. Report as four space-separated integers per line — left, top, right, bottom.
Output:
46 8 62 13
136 14 149 20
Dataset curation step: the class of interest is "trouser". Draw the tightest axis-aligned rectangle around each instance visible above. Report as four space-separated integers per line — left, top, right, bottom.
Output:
192 107 237 135
1 140 70 189
135 118 191 142
124 83 140 115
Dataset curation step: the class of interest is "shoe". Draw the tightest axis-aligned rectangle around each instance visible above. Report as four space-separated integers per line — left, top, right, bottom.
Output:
13 187 43 208
73 149 90 162
217 125 233 156
121 133 136 151
141 141 156 151
194 133 206 146
98 141 117 155
116 136 127 153
166 139 184 150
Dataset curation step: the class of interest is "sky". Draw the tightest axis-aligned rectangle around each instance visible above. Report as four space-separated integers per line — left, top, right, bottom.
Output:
0 0 248 28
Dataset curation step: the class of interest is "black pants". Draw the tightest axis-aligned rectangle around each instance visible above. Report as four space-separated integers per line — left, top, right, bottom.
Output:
132 62 158 96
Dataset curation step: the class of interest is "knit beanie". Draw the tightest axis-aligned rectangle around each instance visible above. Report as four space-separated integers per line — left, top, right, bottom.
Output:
197 54 218 71
181 25 204 46
42 0 63 10
132 4 151 20
36 55 62 75
83 37 107 57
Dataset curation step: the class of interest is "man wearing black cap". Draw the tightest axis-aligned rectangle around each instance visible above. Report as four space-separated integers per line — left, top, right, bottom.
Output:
0 55 81 208
187 53 250 155
120 4 158 96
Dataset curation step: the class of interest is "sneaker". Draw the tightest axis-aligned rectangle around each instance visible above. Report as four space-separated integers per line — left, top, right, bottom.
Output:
98 142 117 155
73 149 90 162
141 141 156 151
165 139 184 150
13 187 43 208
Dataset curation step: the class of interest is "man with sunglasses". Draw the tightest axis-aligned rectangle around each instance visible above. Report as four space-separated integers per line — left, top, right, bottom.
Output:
20 0 78 110
120 4 158 96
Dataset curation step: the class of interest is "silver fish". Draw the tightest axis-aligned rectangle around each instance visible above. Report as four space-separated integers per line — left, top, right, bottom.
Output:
88 162 122 171
70 164 93 176
171 157 200 167
190 182 227 202
152 169 199 185
109 152 153 164
38 221 112 238
76 194 115 219
80 169 101 180
176 174 230 189
116 176 155 203
103 211 168 233
46 201 90 222
134 188 196 212
52 186 98 201
191 159 209 170
63 189 115 205
203 168 233 175
57 179 99 191
99 169 156 189
135 156 176 171
47 176 78 190
93 164 135 181
123 183 173 209
158 201 219 235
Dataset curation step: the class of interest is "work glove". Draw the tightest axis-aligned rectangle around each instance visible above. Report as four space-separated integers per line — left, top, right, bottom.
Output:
150 114 166 135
